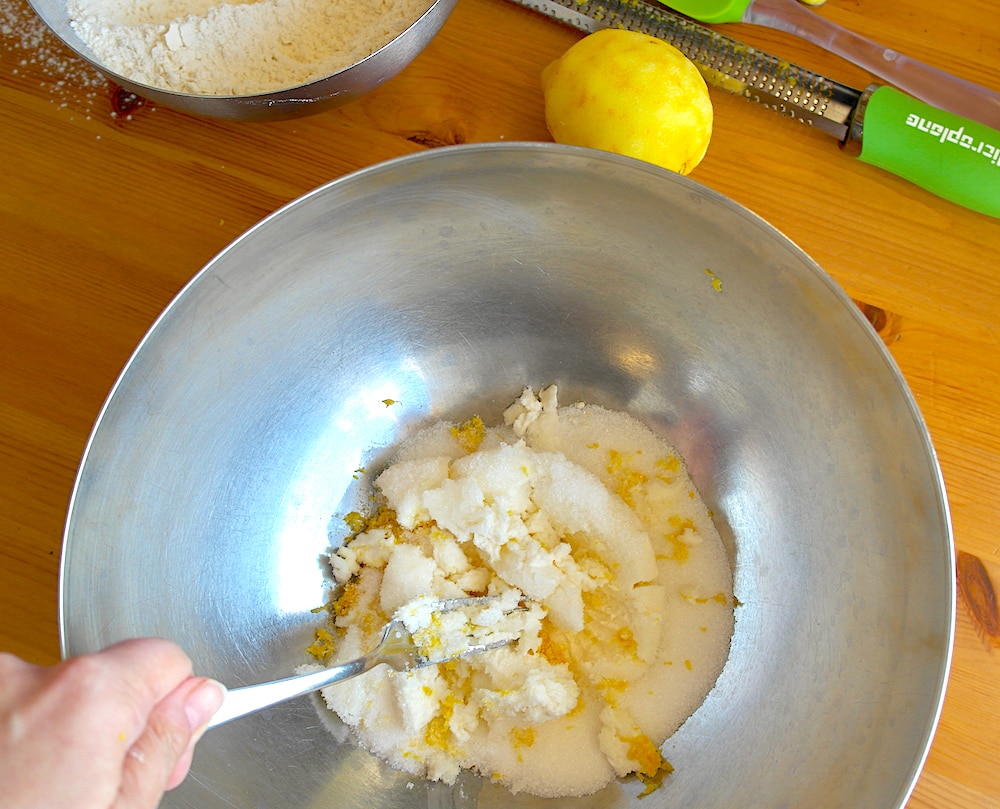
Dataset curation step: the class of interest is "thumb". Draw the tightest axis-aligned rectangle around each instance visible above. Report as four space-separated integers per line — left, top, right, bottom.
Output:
115 677 225 809
165 678 228 791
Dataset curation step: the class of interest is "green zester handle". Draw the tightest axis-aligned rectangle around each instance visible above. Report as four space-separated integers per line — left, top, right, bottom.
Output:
855 85 1000 218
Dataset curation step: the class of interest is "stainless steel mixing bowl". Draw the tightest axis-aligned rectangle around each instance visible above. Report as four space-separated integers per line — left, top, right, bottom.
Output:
60 143 954 809
27 0 455 120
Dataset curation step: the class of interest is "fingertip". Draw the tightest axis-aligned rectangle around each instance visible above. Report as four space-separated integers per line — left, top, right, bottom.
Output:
116 674 226 805
165 679 225 792
184 678 227 732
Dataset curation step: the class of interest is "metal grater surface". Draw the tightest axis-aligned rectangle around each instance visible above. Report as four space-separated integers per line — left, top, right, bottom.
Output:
509 0 861 140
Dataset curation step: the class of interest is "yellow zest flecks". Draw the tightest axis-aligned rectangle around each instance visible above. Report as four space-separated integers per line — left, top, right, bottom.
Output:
606 449 648 507
382 399 398 407
684 659 692 671
623 732 671 781
362 610 386 635
661 515 696 563
661 536 688 563
654 454 680 484
369 505 401 532
633 743 674 796
306 627 337 662
597 677 628 708
413 613 445 656
583 588 606 611
424 714 451 750
511 726 536 749
607 449 624 472
655 455 679 472
424 694 459 751
681 590 730 607
537 618 571 666
333 580 362 618
704 268 723 292
343 511 367 533
451 416 487 453
429 526 454 545
344 504 404 542
438 658 461 679
614 626 638 656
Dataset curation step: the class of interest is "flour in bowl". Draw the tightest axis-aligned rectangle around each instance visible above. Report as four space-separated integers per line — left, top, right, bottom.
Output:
310 386 735 797
66 0 431 94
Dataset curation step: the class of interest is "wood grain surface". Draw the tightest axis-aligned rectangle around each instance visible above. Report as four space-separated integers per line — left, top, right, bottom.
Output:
1 0 999 804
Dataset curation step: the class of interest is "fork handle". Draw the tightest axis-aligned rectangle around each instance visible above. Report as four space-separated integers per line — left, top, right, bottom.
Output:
207 655 375 728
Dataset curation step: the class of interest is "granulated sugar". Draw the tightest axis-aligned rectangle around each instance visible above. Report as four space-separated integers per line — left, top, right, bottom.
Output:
66 0 432 95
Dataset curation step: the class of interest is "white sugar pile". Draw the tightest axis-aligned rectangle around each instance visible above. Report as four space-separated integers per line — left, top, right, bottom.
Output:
65 0 431 95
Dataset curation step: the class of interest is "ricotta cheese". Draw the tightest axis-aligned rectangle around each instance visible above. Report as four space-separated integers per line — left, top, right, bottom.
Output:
313 386 734 797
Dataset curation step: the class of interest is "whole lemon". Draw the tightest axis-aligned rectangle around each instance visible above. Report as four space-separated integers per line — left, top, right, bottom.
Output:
541 29 713 175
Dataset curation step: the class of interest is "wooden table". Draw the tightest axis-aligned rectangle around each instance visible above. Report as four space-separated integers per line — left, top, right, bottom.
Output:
2 0 998 804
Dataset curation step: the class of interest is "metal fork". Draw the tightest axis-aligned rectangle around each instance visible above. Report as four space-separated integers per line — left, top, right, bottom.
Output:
207 596 515 728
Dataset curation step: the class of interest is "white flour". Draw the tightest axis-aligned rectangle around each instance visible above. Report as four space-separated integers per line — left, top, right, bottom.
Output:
66 0 430 95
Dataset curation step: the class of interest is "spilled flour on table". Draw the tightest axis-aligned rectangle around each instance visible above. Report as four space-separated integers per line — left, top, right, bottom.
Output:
1 0 109 117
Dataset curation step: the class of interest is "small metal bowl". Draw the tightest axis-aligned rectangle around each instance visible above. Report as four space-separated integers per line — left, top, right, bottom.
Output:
60 143 954 809
27 0 456 120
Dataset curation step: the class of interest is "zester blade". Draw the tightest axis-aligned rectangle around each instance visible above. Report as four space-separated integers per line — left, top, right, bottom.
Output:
507 0 860 141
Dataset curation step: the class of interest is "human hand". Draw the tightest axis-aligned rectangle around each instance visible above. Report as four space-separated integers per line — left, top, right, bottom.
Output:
0 638 226 809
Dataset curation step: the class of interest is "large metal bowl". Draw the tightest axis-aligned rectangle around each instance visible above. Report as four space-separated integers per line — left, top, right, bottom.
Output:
27 0 455 120
60 143 954 809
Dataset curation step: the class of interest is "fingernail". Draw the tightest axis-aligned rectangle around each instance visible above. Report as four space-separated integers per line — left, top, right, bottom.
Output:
184 678 227 732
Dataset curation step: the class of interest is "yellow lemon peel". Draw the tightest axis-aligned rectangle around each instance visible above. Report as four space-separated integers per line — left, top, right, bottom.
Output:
542 29 713 175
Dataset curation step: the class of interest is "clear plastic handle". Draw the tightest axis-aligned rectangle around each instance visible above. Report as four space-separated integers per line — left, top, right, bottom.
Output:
748 0 1000 130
